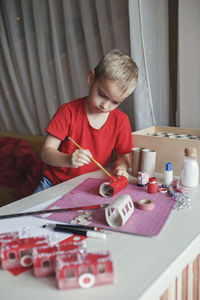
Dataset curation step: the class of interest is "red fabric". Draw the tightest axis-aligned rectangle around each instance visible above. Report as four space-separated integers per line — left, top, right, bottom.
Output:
0 137 44 199
44 97 133 185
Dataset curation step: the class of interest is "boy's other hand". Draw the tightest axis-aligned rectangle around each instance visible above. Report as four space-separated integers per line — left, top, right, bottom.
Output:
116 169 129 180
70 149 92 168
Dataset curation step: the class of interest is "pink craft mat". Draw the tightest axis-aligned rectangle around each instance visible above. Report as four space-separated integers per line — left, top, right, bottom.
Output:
40 178 175 236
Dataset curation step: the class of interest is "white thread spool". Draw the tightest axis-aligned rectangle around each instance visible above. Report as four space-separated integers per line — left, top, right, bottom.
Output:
105 194 134 228
140 149 156 177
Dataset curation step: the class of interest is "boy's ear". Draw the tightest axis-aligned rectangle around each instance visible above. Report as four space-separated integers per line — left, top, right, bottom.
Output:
88 70 95 86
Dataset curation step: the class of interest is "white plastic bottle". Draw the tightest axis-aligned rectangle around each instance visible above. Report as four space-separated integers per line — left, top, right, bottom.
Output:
164 162 173 185
180 148 199 187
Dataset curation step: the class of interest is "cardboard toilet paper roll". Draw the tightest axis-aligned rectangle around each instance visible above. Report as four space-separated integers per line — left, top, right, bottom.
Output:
140 149 156 177
105 194 134 228
132 147 142 177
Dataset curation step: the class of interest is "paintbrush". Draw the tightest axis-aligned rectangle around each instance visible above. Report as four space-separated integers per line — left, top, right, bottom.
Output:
68 136 114 179
0 203 109 220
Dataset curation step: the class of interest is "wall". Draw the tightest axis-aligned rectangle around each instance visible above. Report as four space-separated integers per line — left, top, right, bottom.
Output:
177 0 200 128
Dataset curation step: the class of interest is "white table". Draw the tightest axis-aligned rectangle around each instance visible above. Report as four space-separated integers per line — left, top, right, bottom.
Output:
0 170 200 300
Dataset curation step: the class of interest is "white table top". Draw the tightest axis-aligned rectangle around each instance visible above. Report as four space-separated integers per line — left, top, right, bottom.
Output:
1 170 200 300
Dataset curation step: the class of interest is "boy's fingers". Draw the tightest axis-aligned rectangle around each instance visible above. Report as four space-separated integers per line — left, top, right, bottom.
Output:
116 170 129 180
85 149 92 158
71 149 91 167
78 149 92 161
78 149 92 158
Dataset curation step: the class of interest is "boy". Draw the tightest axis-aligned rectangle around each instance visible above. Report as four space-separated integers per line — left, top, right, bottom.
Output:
34 49 138 193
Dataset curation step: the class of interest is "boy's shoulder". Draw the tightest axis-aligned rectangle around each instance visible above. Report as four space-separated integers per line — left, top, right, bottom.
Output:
57 98 86 115
61 97 85 109
111 107 129 120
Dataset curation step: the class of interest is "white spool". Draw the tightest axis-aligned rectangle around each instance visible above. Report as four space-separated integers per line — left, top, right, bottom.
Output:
105 194 134 228
140 149 156 177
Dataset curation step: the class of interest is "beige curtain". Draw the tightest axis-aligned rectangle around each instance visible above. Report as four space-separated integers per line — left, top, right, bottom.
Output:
129 0 170 129
177 0 200 128
0 0 170 135
0 0 131 135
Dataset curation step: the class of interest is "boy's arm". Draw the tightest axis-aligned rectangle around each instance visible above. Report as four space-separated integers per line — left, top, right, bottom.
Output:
41 134 92 168
114 153 131 179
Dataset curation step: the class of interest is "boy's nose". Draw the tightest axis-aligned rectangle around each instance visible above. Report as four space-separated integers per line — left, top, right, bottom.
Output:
100 101 109 111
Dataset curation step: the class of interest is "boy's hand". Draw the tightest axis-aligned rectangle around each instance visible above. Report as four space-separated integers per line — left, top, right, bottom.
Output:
116 169 129 180
70 149 92 168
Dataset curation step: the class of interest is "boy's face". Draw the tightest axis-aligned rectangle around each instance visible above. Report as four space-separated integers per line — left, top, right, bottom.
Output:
86 70 128 114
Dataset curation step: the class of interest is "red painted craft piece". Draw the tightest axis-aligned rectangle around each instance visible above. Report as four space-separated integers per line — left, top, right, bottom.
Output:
109 175 128 193
99 175 128 197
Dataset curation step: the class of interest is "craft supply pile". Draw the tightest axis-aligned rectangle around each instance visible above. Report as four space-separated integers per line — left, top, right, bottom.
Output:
130 146 199 210
37 177 174 237
0 231 113 290
0 137 199 292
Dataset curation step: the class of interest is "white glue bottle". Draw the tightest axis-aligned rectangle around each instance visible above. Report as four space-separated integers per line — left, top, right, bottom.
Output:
180 148 199 187
164 162 173 185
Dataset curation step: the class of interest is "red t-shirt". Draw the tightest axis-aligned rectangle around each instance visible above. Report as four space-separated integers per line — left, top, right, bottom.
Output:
44 97 133 185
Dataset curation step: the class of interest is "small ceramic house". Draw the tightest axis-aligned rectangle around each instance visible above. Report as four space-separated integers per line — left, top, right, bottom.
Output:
1 236 49 270
33 241 86 278
55 250 113 290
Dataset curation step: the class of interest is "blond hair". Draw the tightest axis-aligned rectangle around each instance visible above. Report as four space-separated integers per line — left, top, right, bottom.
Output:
94 49 138 96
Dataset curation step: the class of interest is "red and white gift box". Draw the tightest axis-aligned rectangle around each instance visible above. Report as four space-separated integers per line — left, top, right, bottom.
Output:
55 250 113 290
33 240 86 278
1 236 49 270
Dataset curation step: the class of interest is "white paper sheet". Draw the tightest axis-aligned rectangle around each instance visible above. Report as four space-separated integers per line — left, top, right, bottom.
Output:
0 197 73 244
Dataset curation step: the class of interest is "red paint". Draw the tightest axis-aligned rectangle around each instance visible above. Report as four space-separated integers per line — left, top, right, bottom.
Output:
159 187 168 193
109 175 117 182
147 177 158 193
109 175 128 196
99 175 128 197
70 204 104 211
